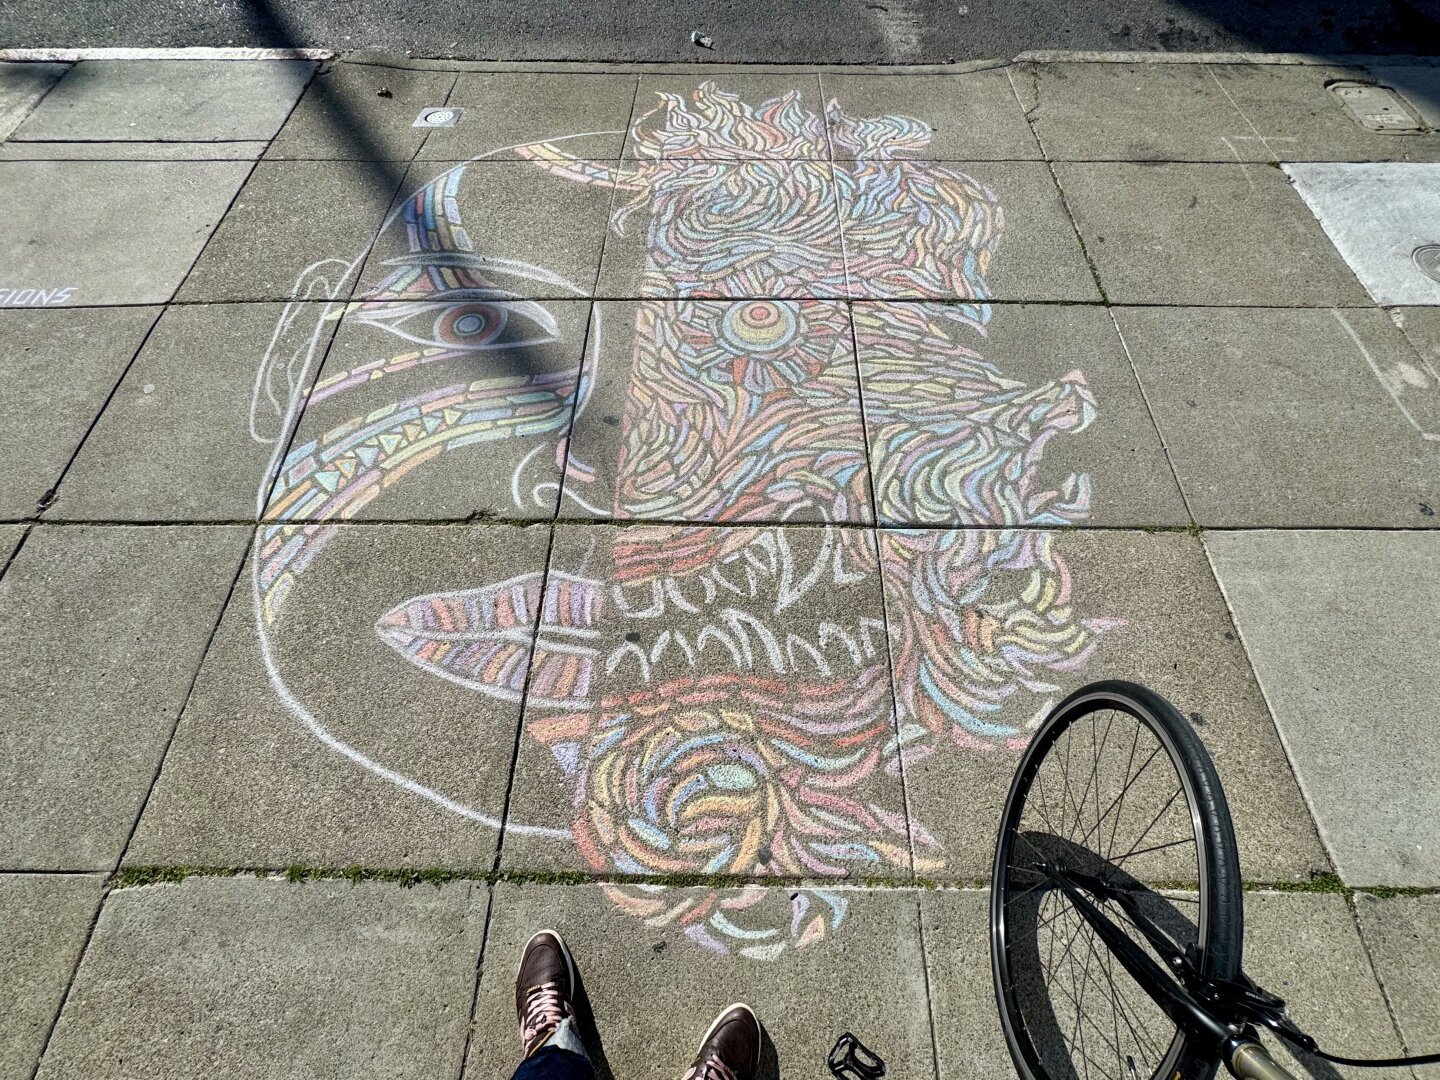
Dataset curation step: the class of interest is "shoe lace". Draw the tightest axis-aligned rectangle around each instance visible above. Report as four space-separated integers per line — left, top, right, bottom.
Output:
684 1055 738 1080
521 983 573 1051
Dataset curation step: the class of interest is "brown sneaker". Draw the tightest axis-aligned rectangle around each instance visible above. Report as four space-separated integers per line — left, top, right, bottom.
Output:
515 930 578 1058
682 1004 761 1080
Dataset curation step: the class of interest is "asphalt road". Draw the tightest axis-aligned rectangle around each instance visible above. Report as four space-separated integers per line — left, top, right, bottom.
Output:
2 0 1438 63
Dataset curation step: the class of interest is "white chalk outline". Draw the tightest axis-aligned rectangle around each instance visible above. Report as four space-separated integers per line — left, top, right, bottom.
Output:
1332 308 1440 442
250 131 617 840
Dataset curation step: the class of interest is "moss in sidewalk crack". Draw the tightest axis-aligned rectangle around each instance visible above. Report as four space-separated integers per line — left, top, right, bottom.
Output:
1245 871 1345 895
112 864 1436 901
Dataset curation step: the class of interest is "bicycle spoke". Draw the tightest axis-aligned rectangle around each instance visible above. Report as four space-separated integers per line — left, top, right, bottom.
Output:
1102 722 1144 863
1046 901 1092 980
1067 913 1094 1080
1075 737 1158 853
1058 721 1077 840
1035 768 1062 837
1048 947 1132 1072
1077 929 1156 1069
1111 786 1184 868
1069 714 1111 847
1116 837 1195 865
1079 919 1171 1072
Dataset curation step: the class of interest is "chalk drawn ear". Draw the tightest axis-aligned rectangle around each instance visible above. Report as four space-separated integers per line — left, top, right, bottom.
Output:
250 259 351 515
250 258 353 447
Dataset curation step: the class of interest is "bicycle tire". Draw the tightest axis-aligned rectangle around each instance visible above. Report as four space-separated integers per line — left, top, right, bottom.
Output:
991 680 1244 1080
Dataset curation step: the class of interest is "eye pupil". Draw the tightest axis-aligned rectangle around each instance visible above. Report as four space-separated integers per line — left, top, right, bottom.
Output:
454 313 486 336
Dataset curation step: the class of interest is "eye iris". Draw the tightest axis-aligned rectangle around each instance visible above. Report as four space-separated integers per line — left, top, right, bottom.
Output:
721 301 796 352
436 304 506 346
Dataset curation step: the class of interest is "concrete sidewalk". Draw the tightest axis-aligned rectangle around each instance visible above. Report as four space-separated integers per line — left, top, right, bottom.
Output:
1 53 1438 1080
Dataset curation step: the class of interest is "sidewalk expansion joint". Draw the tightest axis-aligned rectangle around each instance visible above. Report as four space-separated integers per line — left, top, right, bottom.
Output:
97 864 1440 899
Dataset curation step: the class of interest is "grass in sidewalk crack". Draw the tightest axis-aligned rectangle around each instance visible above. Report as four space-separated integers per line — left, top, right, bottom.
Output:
108 864 1440 899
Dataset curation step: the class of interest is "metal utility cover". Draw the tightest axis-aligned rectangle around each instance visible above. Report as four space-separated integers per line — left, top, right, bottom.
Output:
1286 162 1440 305
1328 82 1424 134
412 107 462 128
1416 244 1440 285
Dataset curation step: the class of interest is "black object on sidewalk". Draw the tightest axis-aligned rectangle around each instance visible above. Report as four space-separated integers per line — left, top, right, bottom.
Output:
828 1033 886 1080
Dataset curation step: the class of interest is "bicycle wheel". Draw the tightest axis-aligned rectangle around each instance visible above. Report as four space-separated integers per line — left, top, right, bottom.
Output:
991 680 1243 1080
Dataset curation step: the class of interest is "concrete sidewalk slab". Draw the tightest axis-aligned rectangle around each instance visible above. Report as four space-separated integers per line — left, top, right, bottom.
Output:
839 161 1100 301
359 160 613 301
919 891 1016 1079
883 528 1328 883
126 524 547 870
1213 64 1440 163
0 306 158 519
821 70 1041 160
856 301 1187 527
468 883 934 1079
1011 62 1258 162
10 60 314 142
562 299 873 524
1205 530 1440 886
49 304 296 522
1243 892 1411 1080
1115 306 1440 527
623 74 825 159
1286 162 1440 305
0 62 67 140
0 140 272 159
0 526 25 565
271 298 588 522
1353 894 1440 1055
500 523 914 880
1055 161 1370 306
0 874 104 1080
37 877 486 1080
0 159 250 305
1393 305 1440 377
0 525 249 870
417 72 636 162
267 62 456 161
178 159 402 302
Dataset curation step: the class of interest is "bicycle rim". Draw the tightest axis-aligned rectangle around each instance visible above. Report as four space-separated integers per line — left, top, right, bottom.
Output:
991 681 1243 1080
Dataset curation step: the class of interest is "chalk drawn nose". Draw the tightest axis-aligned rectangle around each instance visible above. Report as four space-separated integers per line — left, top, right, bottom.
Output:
1413 244 1440 284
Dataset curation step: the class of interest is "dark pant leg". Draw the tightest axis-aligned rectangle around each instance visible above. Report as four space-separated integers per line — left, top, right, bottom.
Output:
510 1047 596 1080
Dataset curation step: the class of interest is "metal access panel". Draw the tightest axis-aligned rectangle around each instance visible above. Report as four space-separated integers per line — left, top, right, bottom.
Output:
1328 82 1425 134
412 107 463 128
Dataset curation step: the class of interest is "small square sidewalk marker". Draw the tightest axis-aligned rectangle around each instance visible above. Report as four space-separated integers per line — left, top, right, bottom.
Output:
413 106 462 128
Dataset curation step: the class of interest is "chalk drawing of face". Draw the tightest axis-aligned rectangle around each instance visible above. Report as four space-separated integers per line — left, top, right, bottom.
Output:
249 82 1121 959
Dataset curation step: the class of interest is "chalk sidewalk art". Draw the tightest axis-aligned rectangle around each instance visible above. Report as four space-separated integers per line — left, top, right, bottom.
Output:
248 82 1122 960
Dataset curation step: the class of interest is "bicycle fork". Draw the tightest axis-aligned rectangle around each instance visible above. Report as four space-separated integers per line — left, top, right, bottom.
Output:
1226 1038 1298 1080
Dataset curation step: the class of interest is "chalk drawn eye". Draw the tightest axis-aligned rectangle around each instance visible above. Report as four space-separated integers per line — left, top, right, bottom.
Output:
434 303 507 346
354 298 560 353
719 301 800 353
